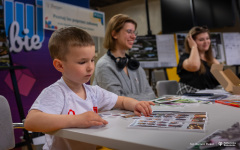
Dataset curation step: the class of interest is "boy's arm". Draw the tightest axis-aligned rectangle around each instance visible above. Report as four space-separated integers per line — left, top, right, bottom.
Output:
24 109 108 133
114 96 155 116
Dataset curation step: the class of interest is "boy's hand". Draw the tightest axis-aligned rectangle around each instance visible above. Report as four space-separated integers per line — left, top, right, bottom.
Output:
134 101 155 117
75 111 108 128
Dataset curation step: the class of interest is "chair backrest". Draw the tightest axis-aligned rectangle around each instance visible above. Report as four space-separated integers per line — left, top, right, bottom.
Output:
156 80 179 97
0 95 15 150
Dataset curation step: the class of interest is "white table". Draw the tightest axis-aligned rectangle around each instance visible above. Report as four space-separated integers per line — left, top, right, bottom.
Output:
49 103 240 150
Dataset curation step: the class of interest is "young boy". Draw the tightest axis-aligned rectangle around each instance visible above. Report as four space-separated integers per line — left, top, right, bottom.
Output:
24 27 155 150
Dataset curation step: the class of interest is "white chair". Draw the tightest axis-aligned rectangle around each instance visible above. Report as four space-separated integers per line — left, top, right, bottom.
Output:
155 80 179 97
0 95 35 150
0 95 15 150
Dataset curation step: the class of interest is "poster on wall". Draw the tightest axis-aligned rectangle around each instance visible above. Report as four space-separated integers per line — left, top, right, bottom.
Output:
156 34 177 68
176 33 226 64
176 33 187 58
43 0 105 37
210 33 225 64
0 0 10 67
129 35 158 62
222 33 240 66
129 34 177 68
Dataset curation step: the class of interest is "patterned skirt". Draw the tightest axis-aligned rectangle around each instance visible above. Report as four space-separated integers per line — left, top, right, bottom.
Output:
176 82 199 95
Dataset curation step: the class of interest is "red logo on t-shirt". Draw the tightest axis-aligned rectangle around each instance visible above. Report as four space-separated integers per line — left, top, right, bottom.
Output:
93 107 98 113
68 109 75 115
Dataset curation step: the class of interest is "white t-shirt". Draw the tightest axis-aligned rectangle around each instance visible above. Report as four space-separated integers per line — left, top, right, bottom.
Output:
30 77 118 150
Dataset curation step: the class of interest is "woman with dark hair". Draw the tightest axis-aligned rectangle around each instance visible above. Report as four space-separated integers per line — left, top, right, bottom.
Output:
177 26 220 94
93 14 156 100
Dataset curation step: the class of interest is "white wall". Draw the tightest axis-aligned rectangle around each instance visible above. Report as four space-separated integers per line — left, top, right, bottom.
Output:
100 0 161 36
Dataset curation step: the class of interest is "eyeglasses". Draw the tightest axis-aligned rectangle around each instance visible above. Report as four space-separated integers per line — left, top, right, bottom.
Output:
126 29 138 36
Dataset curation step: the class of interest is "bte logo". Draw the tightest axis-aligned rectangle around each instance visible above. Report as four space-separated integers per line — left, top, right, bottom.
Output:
4 0 44 52
68 109 75 115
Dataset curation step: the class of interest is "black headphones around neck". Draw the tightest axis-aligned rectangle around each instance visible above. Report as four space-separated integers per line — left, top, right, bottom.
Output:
107 50 140 70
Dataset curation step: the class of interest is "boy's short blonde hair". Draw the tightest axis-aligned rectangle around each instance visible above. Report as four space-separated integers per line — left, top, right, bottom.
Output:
48 27 95 61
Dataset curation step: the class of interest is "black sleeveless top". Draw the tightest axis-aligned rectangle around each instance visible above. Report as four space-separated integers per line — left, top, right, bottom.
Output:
177 53 219 90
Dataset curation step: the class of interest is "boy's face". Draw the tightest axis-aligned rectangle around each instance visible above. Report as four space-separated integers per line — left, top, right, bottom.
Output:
61 45 95 85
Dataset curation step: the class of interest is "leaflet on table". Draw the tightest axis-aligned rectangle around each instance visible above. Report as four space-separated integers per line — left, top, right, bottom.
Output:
195 94 230 101
150 96 183 103
151 95 228 104
188 122 240 150
98 111 135 118
216 94 240 101
128 111 207 132
150 96 201 107
196 89 230 95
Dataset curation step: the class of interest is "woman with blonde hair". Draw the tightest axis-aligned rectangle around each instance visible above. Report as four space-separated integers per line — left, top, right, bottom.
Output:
177 26 219 94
